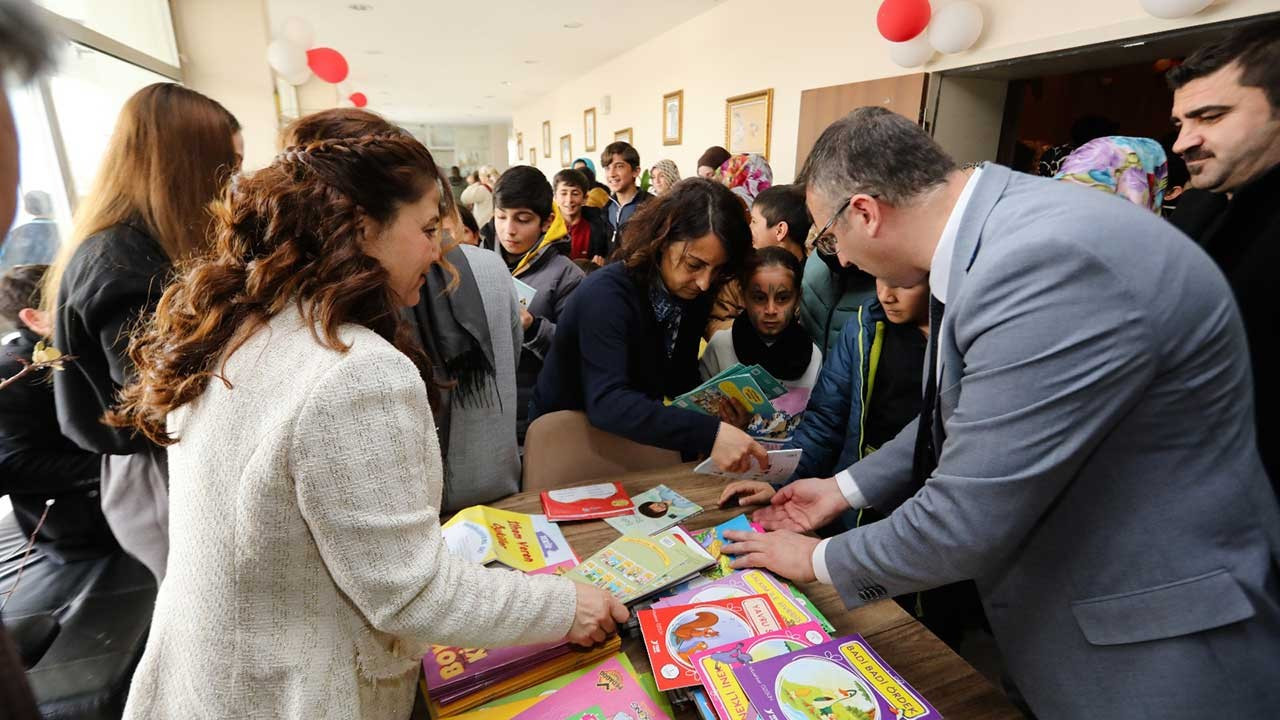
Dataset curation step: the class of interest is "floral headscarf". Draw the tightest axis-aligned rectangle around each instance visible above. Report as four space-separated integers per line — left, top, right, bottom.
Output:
716 153 773 207
650 160 681 194
1053 136 1168 213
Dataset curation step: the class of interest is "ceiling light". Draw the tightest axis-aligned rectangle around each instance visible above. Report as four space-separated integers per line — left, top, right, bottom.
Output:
348 3 373 10
563 21 583 29
523 59 538 65
1122 41 1145 48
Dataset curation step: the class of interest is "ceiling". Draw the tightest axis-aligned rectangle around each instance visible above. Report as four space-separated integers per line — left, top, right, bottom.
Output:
266 0 723 126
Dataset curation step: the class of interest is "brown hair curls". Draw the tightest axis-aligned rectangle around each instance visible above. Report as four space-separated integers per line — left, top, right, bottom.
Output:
109 133 448 445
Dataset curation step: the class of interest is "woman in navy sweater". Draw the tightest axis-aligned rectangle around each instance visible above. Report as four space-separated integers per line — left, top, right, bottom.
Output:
530 178 768 472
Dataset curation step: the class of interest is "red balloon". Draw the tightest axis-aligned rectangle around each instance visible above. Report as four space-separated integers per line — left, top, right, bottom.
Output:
350 92 368 108
306 47 349 84
877 0 932 42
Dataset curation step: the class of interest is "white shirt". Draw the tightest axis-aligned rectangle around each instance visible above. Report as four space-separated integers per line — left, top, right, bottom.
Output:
812 168 984 585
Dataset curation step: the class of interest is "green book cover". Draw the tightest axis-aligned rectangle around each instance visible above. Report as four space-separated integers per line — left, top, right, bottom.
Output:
671 372 778 418
565 528 714 604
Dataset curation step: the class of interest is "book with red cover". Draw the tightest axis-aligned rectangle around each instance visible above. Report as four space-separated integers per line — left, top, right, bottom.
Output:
637 593 787 692
540 483 635 521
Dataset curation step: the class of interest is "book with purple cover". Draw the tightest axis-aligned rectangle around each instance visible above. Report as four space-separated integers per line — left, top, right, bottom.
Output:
690 621 830 720
510 656 673 720
733 634 943 720
655 569 820 630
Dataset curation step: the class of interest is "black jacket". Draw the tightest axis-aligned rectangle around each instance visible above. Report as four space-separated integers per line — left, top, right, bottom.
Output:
1171 163 1280 493
529 262 720 459
569 206 611 261
53 223 171 456
0 328 116 560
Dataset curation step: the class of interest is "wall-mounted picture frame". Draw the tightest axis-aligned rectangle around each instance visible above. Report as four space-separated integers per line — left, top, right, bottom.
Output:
725 88 774 159
613 127 633 145
529 147 537 166
584 107 597 152
516 132 524 160
560 134 572 167
663 90 683 146
542 121 551 158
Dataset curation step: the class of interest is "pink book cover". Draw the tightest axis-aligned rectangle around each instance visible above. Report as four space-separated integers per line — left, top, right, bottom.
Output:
690 621 831 720
510 656 672 720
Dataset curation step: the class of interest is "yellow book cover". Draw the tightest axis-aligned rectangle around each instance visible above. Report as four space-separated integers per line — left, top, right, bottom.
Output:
441 506 546 571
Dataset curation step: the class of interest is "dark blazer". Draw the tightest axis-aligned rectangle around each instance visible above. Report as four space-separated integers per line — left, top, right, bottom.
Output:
53 224 170 455
825 165 1280 716
529 262 719 458
0 328 115 560
1171 163 1280 494
571 206 611 260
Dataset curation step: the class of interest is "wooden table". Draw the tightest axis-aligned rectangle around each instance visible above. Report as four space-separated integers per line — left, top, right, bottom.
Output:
494 464 1024 720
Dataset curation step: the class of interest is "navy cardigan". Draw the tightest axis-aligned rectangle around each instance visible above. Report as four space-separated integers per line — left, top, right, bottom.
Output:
529 262 720 458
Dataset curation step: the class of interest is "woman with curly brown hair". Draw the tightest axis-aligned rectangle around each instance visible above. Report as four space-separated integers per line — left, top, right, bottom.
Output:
108 133 626 719
529 178 768 473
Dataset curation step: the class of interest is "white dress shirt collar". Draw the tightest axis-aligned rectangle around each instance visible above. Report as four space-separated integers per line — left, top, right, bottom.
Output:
929 168 983 305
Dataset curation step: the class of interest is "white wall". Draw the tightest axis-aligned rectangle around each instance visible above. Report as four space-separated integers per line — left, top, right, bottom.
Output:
514 0 1280 184
171 0 279 170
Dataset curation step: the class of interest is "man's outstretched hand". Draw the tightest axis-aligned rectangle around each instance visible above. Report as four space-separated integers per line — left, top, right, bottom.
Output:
750 476 848 532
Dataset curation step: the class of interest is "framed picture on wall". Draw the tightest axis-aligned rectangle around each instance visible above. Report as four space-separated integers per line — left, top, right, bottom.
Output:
529 147 537 166
725 88 774 159
542 121 552 158
560 134 572 167
663 90 683 146
614 127 633 145
584 108 597 152
517 132 524 160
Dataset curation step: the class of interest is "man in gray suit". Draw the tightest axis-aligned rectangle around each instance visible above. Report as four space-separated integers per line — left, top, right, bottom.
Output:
723 107 1280 717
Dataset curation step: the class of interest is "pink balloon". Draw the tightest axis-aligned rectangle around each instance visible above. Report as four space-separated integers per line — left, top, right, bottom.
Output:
306 47 349 84
350 92 368 108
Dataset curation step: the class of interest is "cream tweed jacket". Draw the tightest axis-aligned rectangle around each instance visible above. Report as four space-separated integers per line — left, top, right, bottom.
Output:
122 304 577 719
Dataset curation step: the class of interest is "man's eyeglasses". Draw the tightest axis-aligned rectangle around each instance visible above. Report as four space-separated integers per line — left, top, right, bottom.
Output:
812 196 852 257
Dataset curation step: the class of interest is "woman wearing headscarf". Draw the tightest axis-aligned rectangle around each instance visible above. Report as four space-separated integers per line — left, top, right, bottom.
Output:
716 153 773 209
704 153 775 337
572 157 611 208
1053 136 1169 213
650 160 681 196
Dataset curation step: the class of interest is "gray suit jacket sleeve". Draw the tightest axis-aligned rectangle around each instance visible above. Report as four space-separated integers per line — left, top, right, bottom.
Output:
825 236 1157 606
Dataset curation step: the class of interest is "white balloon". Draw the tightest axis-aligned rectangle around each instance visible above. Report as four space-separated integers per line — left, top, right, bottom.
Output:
282 67 312 86
928 1 984 54
889 34 934 68
267 39 308 77
1140 0 1213 19
279 17 316 49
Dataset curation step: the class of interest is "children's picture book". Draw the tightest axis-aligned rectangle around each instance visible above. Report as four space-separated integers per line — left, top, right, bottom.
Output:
638 593 788 692
734 634 943 720
747 387 811 443
442 506 550 572
655 569 820 630
425 636 622 717
467 651 675 719
540 482 635 521
530 514 578 569
564 527 715 604
513 277 538 308
605 484 702 536
510 655 673 720
692 621 831 720
422 638 569 703
664 515 763 595
694 448 802 484
671 363 782 419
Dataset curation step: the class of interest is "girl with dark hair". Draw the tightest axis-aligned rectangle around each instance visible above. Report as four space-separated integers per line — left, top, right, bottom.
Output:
46 82 241 582
530 178 768 472
701 247 821 400
108 132 626 718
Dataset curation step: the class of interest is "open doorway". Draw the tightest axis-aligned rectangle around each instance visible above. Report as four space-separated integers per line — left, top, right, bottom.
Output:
926 12 1279 211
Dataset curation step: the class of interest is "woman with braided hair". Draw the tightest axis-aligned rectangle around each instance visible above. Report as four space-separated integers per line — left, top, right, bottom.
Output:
108 132 627 719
